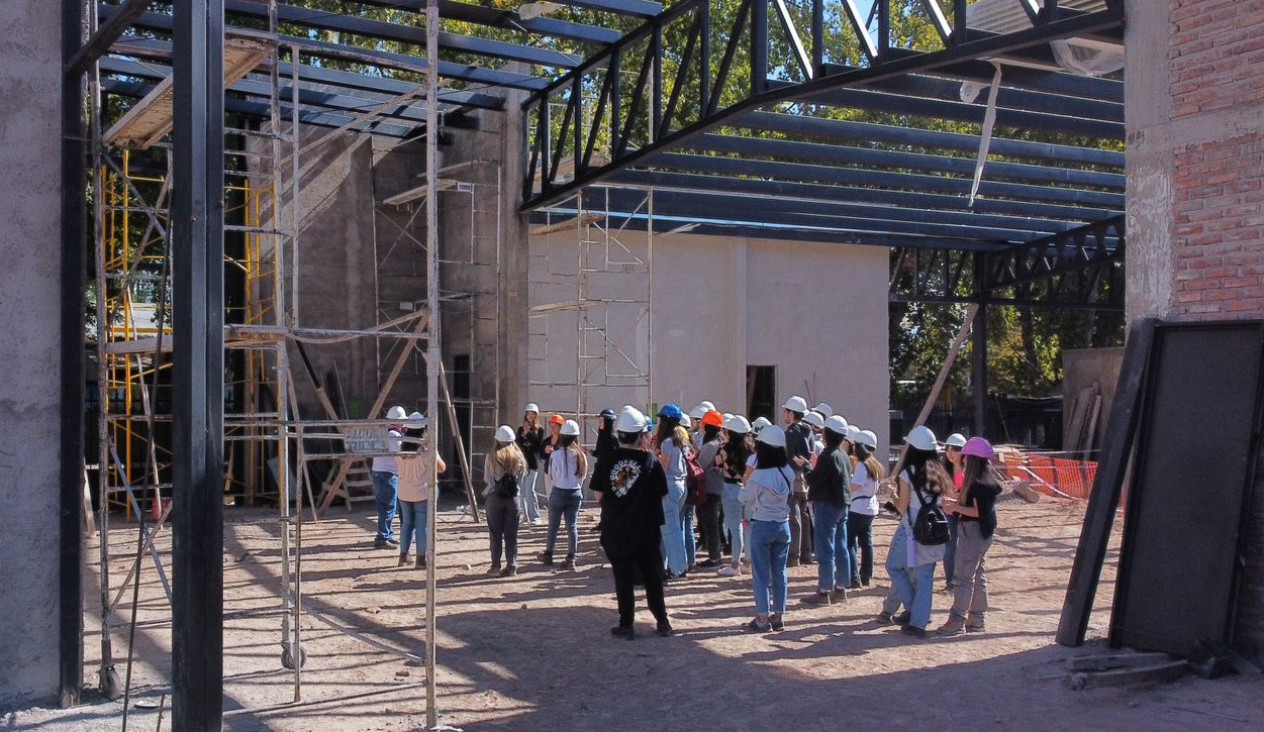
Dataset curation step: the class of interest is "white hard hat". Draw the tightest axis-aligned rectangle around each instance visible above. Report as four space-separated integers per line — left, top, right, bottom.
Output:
904 425 938 451
724 415 751 434
680 414 692 428
782 395 808 413
722 412 733 422
845 424 860 442
524 403 540 414
855 430 878 449
386 405 407 420
699 400 715 411
756 424 786 448
751 416 772 431
561 419 580 436
689 404 708 420
945 432 968 448
408 411 428 428
824 415 849 436
813 402 834 418
495 425 515 443
616 406 647 433
803 410 825 429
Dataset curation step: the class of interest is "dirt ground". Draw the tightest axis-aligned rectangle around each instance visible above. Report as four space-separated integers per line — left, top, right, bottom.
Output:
6 493 1261 731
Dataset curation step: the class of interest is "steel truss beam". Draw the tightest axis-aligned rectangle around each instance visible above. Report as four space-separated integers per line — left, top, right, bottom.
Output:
521 0 1125 212
889 216 1125 309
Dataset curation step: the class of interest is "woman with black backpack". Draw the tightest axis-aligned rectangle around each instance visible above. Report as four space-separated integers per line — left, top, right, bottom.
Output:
937 437 1003 635
885 425 950 638
484 425 528 577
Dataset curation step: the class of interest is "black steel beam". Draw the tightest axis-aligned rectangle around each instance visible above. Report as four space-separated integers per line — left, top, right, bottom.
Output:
170 1 224 729
522 1 1125 210
985 215 1125 290
66 0 152 78
59 0 87 709
858 73 1122 123
552 0 664 17
362 0 624 44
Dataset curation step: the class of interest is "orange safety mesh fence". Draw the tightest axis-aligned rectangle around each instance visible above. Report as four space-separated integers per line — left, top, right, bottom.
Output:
1001 448 1100 502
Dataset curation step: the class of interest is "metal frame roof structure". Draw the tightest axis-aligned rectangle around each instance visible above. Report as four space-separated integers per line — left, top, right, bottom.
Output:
92 1 1125 294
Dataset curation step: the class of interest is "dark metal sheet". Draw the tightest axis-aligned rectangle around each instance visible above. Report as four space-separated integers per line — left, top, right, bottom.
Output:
1110 322 1264 655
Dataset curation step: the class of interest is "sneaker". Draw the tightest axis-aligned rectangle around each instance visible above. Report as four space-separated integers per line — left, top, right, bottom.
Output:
697 559 721 569
485 565 501 576
770 614 784 631
655 622 675 637
802 592 832 606
717 565 740 577
499 565 517 577
876 611 895 625
374 539 399 550
398 554 409 566
538 551 553 566
901 624 927 639
965 620 986 633
848 580 862 590
561 556 577 571
800 556 816 565
936 619 966 636
610 625 635 640
893 610 911 626
832 587 849 603
415 554 427 570
746 617 772 633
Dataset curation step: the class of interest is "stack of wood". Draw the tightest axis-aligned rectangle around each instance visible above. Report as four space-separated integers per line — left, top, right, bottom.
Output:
1064 382 1103 454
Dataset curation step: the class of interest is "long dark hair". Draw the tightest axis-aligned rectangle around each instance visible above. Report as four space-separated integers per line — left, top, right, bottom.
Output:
703 424 721 442
654 416 679 447
722 430 751 474
903 446 945 496
755 442 788 469
961 454 1001 493
822 428 845 451
854 443 886 481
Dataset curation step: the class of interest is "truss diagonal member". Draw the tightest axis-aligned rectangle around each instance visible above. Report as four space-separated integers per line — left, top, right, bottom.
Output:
985 214 1124 291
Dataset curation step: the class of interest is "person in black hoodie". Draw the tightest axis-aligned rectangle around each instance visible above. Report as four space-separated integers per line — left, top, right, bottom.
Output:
802 415 852 605
781 395 815 565
589 408 618 533
936 437 1004 636
591 406 673 640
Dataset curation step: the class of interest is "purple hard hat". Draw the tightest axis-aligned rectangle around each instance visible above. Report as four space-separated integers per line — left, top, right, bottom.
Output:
961 436 996 460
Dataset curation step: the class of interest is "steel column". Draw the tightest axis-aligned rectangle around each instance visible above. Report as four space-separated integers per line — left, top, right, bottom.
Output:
171 1 225 729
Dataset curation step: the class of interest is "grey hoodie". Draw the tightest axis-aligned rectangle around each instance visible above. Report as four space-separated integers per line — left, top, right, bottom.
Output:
739 465 793 522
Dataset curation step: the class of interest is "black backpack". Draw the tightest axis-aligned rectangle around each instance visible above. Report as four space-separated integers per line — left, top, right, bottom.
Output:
494 471 519 498
911 486 950 546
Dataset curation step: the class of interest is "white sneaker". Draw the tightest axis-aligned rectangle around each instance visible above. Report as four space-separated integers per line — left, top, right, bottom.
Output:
718 564 739 577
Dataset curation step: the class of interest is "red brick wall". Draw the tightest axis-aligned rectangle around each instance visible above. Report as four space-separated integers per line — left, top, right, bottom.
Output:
1166 0 1264 660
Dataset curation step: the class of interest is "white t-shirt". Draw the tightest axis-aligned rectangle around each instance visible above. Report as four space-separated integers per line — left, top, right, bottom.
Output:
371 429 403 473
850 461 879 516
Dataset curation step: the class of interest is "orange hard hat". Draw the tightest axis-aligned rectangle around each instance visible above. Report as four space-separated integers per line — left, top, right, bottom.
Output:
701 410 724 429
549 414 565 425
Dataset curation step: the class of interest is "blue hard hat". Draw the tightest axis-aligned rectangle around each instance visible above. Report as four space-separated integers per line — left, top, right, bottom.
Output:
657 403 683 420
600 408 616 420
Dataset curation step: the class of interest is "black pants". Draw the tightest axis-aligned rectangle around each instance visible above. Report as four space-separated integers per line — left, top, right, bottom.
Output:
485 491 519 568
846 511 875 584
788 492 814 562
609 540 669 628
695 494 722 561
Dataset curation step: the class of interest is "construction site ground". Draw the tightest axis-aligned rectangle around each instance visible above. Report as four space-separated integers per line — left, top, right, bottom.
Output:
7 494 1261 731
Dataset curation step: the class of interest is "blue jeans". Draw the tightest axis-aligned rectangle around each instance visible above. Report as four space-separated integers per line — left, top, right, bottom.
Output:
399 499 428 556
847 511 875 585
371 471 398 543
682 504 697 567
749 519 790 617
886 526 936 631
546 488 582 556
660 479 688 575
942 514 959 586
812 501 850 593
721 483 745 566
519 469 542 522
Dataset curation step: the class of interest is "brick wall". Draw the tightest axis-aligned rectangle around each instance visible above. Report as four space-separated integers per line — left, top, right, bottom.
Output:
1164 0 1264 660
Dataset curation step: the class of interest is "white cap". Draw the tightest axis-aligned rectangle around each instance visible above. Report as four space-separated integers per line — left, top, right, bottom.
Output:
813 402 834 418
803 410 825 429
561 419 580 436
680 414 693 428
524 403 540 414
782 395 808 413
824 415 849 436
387 405 407 420
904 425 938 451
855 430 878 449
756 424 786 448
495 425 516 443
724 415 751 434
945 432 968 448
615 406 647 433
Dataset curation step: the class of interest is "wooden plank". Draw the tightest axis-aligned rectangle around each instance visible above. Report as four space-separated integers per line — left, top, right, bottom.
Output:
1056 318 1156 647
438 361 481 523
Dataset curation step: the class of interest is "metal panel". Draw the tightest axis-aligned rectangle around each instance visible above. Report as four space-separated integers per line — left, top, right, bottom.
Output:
1110 322 1264 655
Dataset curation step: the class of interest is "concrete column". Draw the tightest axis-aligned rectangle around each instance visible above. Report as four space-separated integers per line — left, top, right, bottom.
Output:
0 1 69 705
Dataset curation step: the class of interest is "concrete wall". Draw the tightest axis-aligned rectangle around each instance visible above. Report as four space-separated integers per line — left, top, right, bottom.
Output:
528 227 890 451
1126 0 1264 659
0 1 65 705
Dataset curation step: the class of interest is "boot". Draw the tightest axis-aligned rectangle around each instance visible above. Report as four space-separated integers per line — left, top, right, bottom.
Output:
398 553 409 566
416 554 427 569
561 553 577 571
538 550 553 566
